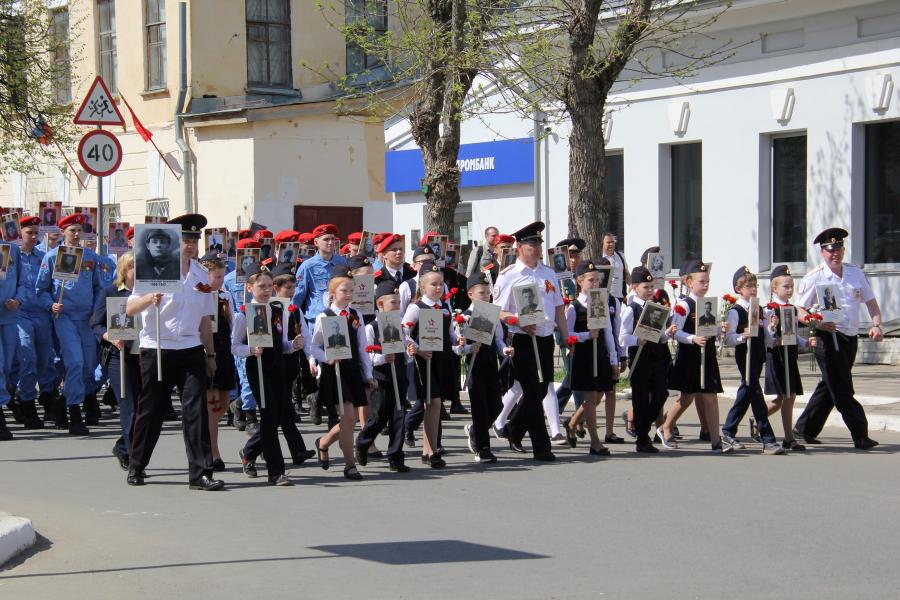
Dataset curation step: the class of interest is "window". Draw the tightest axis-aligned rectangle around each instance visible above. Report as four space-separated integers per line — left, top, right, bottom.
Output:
346 0 387 75
671 143 702 268
103 203 121 230
865 121 900 263
50 9 71 104
246 0 292 88
604 153 625 249
771 135 807 263
144 0 166 90
97 0 117 94
146 198 170 218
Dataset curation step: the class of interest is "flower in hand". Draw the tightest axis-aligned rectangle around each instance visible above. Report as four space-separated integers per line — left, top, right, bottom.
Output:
505 316 519 326
566 335 578 347
673 305 687 316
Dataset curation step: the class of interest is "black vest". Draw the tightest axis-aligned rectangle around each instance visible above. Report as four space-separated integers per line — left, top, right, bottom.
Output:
733 303 766 369
323 306 362 373
248 302 285 373
411 299 452 354
572 299 609 355
681 296 697 336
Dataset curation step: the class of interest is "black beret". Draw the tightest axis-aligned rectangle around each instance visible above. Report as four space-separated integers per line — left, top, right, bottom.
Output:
631 266 654 283
271 262 296 278
512 221 545 244
329 265 353 280
813 227 847 250
412 245 433 259
466 271 490 289
770 264 792 279
167 213 207 239
555 238 585 251
243 263 263 277
417 260 442 277
347 254 372 270
681 259 708 275
575 259 600 277
732 265 753 290
375 280 400 300
640 246 661 265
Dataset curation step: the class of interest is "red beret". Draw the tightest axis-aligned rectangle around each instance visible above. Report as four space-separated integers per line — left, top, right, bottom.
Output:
238 229 254 240
340 243 351 254
377 233 403 254
312 224 337 238
496 234 515 244
126 226 135 240
376 232 392 243
20 216 41 228
419 231 438 246
236 239 261 249
347 231 362 244
274 230 299 243
298 232 313 244
253 229 274 241
58 213 87 229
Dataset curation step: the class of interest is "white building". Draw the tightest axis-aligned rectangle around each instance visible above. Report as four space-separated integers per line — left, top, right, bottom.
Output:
384 0 900 358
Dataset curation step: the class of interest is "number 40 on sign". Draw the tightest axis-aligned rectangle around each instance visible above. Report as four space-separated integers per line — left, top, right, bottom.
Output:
77 129 122 178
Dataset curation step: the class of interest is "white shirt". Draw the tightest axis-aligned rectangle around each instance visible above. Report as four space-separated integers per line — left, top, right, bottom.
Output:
764 297 808 349
493 259 563 338
309 303 373 381
602 250 626 299
133 260 216 350
401 295 458 349
796 262 875 336
724 298 774 348
399 277 448 317
230 304 300 357
619 296 670 347
565 293 617 366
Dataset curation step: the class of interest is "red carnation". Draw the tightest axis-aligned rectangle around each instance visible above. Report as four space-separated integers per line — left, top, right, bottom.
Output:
668 279 677 287
766 302 780 310
562 297 571 305
340 310 348 317
505 316 519 326
287 304 297 313
373 270 382 278
722 294 737 304
239 305 246 313
373 344 382 352
802 313 823 323
404 321 414 328
450 287 459 295
454 314 465 324
673 305 687 316
566 335 578 347
365 345 376 353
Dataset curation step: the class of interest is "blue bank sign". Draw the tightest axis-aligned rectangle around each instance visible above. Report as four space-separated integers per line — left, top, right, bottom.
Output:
385 138 534 193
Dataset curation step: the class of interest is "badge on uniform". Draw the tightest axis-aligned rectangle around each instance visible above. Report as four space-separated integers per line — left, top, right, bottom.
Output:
83 260 94 271
544 279 555 293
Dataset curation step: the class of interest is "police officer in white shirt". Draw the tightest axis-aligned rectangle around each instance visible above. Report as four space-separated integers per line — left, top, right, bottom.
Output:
493 221 569 461
600 232 629 300
793 228 884 450
126 214 224 489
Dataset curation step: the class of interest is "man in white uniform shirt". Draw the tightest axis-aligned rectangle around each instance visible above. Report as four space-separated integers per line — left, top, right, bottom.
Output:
126 214 224 490
793 228 883 450
600 233 629 300
493 221 569 461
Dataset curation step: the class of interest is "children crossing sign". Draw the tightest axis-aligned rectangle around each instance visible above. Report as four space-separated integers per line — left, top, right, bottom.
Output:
73 76 125 127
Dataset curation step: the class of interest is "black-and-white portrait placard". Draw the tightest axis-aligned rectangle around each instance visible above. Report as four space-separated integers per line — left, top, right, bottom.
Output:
0 244 10 280
746 297 760 337
815 283 843 324
587 288 610 330
322 315 353 361
464 299 500 346
106 297 138 341
596 265 613 290
634 301 671 343
376 310 405 355
247 302 273 348
780 305 797 346
235 248 261 284
276 242 299 266
134 223 182 294
695 296 719 338
53 245 84 281
513 282 545 327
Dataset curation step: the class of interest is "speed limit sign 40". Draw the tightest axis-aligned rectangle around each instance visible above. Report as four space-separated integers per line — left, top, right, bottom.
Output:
77 129 122 177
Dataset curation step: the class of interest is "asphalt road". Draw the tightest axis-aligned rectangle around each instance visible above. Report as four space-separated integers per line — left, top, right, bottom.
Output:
2 407 899 599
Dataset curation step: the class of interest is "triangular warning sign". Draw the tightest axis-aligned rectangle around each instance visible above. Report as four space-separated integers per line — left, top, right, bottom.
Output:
73 76 125 126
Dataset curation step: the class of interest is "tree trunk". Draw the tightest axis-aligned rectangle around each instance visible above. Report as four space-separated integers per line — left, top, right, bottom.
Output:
568 100 609 258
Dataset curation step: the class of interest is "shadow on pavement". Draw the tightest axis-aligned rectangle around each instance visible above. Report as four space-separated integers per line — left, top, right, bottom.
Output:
309 539 548 564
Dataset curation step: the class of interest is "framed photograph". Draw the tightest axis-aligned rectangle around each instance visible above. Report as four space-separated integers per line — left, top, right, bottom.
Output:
53 245 84 281
0 244 10 280
226 231 238 257
299 244 316 259
464 299 501 346
144 216 166 224
587 288 610 330
548 245 572 279
351 273 375 316
107 221 130 253
559 276 577 300
444 243 458 270
513 282 545 327
417 308 444 352
235 247 261 284
106 297 138 341
695 296 719 338
357 230 375 258
746 297 760 337
276 242 299 265
205 227 227 253
634 301 671 343
815 283 844 325
646 252 667 279
38 201 62 235
257 237 274 263
376 310 405 355
780 305 797 346
1 213 21 242
596 265 613 290
322 315 353 361
133 224 183 294
246 302 273 348
501 250 516 270
73 207 98 239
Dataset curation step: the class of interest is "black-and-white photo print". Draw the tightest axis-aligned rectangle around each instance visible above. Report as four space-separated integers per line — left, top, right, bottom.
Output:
53 245 84 281
513 282 545 327
322 315 353 361
134 223 183 293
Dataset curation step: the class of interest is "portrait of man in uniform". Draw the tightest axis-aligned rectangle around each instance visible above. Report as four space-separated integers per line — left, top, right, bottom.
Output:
381 319 401 344
698 301 716 327
58 252 78 274
517 286 539 315
135 227 181 282
643 304 667 331
42 207 57 226
326 320 347 349
251 304 269 336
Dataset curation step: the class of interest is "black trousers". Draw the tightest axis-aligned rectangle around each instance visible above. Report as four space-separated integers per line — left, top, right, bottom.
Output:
629 344 670 444
507 333 553 455
130 346 212 482
108 350 142 458
468 355 502 451
357 380 406 462
243 360 303 478
795 332 868 441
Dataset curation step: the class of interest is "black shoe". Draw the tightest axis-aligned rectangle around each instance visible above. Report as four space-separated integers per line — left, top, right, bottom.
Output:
367 450 384 460
291 450 316 465
440 405 451 421
67 405 90 436
113 448 130 470
9 398 24 424
188 475 225 491
239 448 257 478
475 448 497 463
604 433 625 444
344 465 363 480
230 400 246 431
212 458 226 472
636 440 659 453
575 423 586 439
589 446 611 456
20 400 44 429
405 429 416 448
429 454 446 468
53 394 68 429
102 385 117 408
389 460 410 473
562 417 577 448
672 425 683 440
83 394 101 425
0 410 12 441
315 437 329 470
698 431 711 442
508 440 526 453
533 451 556 461
126 470 145 486
793 428 821 444
783 439 806 452
449 402 469 415
164 404 179 421
854 437 879 450
355 446 368 467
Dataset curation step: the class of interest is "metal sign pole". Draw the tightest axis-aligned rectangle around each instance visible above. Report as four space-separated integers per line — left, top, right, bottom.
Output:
97 125 104 252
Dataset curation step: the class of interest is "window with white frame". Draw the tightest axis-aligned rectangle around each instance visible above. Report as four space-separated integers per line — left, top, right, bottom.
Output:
97 0 117 94
145 0 166 90
864 121 900 264
246 0 292 88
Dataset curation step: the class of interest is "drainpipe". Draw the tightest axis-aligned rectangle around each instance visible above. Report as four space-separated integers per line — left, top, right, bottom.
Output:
533 107 544 222
174 2 193 213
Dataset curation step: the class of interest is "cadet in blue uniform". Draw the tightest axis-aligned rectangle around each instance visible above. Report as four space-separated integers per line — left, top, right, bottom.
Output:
292 223 349 327
35 213 101 435
225 238 258 433
0 234 22 440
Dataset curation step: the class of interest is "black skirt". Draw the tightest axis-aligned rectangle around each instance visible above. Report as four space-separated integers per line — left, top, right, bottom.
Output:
210 353 237 391
413 351 457 400
570 339 614 392
764 345 803 396
668 341 723 393
319 360 368 412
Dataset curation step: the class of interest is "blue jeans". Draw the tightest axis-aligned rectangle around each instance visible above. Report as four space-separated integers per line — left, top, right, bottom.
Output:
555 333 583 412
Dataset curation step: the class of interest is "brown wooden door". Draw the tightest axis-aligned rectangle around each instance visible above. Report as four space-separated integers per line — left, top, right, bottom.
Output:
293 205 363 241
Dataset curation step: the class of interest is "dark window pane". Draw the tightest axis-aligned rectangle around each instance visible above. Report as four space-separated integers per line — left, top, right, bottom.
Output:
865 121 900 263
604 154 625 250
246 0 291 87
772 136 807 263
671 143 702 268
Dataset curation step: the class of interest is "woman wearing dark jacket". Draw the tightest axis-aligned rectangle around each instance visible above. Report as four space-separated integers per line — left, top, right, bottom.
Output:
90 252 142 471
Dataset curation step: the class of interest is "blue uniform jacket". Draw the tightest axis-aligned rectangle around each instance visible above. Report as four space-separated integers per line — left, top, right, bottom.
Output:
223 269 250 312
0 243 21 325
292 252 348 321
16 246 46 316
96 254 117 288
36 246 103 319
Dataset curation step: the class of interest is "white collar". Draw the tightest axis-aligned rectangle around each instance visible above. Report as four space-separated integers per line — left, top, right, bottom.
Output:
577 292 589 304
330 303 351 314
420 296 441 308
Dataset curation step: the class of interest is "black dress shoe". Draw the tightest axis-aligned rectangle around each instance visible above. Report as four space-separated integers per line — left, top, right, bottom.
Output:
449 402 469 415
508 440 526 453
854 437 879 450
343 466 363 480
562 417 577 448
405 429 416 448
67 405 90 436
533 451 556 462
589 446 611 456
355 446 368 467
793 428 821 444
698 431 711 442
126 471 145 486
212 458 226 472
429 454 446 468
291 449 316 465
636 441 660 453
115 452 130 470
189 475 225 491
315 437 329 470
389 461 410 473
604 433 625 444
367 450 384 460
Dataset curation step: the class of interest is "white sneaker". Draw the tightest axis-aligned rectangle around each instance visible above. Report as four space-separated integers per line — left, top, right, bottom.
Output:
550 433 569 447
463 423 476 454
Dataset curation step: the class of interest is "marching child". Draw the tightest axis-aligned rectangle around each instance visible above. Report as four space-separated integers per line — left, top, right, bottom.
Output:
402 260 456 468
347 254 383 459
721 267 784 454
455 271 514 463
310 266 375 481
660 260 732 453
232 264 306 486
355 281 410 472
562 260 620 456
763 265 813 451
